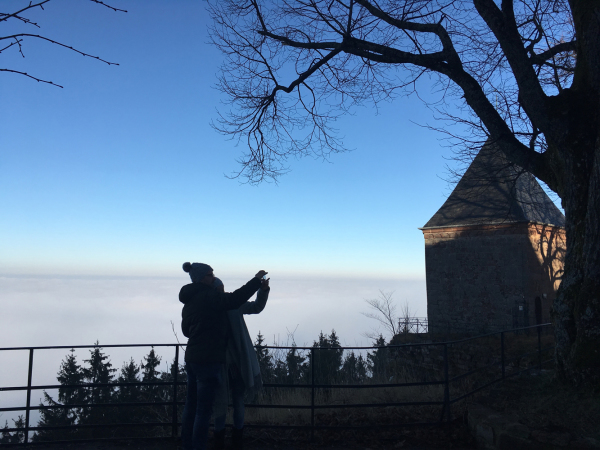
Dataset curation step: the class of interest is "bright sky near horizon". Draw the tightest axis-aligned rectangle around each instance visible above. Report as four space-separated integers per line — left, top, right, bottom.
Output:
1 0 461 369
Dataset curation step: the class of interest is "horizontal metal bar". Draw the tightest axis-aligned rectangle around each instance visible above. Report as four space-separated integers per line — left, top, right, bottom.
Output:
311 401 444 409
245 400 443 409
2 379 444 394
0 380 187 392
0 401 187 413
26 421 174 431
0 324 552 352
0 344 183 352
245 421 443 430
263 380 444 389
1 398 443 414
244 404 313 410
0 436 176 447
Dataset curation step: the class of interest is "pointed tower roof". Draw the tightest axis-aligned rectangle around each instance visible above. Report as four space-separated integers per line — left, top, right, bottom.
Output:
423 141 565 229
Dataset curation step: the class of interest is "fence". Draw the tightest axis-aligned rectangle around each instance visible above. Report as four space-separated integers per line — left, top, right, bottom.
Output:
397 317 428 334
0 323 553 446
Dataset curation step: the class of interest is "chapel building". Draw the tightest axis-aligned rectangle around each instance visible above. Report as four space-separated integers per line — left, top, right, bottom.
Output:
421 141 566 335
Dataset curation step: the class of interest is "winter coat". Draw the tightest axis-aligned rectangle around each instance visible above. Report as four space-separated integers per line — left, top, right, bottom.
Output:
179 277 262 364
214 286 270 417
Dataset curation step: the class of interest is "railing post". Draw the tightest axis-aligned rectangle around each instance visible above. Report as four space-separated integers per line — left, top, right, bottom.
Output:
24 348 34 445
537 325 542 369
501 332 505 379
172 345 179 439
443 344 450 423
310 347 315 442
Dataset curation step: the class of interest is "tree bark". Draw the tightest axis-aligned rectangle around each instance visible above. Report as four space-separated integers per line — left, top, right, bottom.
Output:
554 144 600 384
546 0 600 385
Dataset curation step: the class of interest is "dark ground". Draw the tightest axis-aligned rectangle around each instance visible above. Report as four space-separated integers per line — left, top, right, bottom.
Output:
472 369 600 443
6 423 476 449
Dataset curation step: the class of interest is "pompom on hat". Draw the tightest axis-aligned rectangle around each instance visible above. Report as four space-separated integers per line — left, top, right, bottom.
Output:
182 262 213 283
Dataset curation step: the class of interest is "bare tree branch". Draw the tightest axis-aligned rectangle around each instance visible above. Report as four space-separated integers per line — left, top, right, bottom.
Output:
362 290 399 339
88 0 127 13
208 0 572 187
0 34 119 66
1 0 125 88
0 1 49 26
0 68 63 87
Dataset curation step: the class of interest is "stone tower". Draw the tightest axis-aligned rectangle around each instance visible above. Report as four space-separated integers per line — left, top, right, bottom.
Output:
421 142 566 336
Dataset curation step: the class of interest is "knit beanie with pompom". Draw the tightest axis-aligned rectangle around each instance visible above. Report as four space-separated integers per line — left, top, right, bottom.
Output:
182 262 213 283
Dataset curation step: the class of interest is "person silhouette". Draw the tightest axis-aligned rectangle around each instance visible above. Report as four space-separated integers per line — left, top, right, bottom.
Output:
211 276 270 449
179 262 267 450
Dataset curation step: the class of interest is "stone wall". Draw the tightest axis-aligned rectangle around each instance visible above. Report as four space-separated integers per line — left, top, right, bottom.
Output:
422 223 565 336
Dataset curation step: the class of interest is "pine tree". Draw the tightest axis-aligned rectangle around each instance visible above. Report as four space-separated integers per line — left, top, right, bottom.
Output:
272 359 288 383
312 330 343 385
82 343 116 405
80 343 116 437
112 358 143 438
286 344 308 384
116 358 140 404
138 347 168 431
0 416 24 444
140 347 162 397
367 335 388 382
34 349 84 442
341 352 368 384
254 332 273 383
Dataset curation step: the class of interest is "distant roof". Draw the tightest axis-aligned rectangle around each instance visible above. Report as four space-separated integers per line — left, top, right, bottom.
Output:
422 141 565 229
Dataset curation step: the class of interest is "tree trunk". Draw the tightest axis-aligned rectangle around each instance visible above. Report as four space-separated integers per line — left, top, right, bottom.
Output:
552 119 600 385
551 1 600 385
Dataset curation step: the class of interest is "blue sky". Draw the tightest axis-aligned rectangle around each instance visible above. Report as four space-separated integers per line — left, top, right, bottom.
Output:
1 0 456 280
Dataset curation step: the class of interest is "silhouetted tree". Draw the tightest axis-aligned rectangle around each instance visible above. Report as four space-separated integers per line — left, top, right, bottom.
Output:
1 416 24 444
209 0 600 384
312 330 343 385
34 349 85 441
140 347 162 397
272 358 288 383
111 357 144 436
254 332 274 382
116 358 140 404
341 351 368 384
80 343 116 437
367 335 388 382
286 344 308 384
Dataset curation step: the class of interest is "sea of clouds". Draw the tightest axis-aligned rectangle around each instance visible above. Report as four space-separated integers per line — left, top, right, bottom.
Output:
0 273 426 426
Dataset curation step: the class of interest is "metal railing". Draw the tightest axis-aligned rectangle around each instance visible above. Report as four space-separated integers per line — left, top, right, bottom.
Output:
397 317 428 334
0 323 553 446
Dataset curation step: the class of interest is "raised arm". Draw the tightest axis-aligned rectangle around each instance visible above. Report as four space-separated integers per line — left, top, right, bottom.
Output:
212 271 267 310
240 278 270 315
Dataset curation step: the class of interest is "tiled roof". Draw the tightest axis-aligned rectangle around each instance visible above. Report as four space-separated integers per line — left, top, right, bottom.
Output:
423 141 565 229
